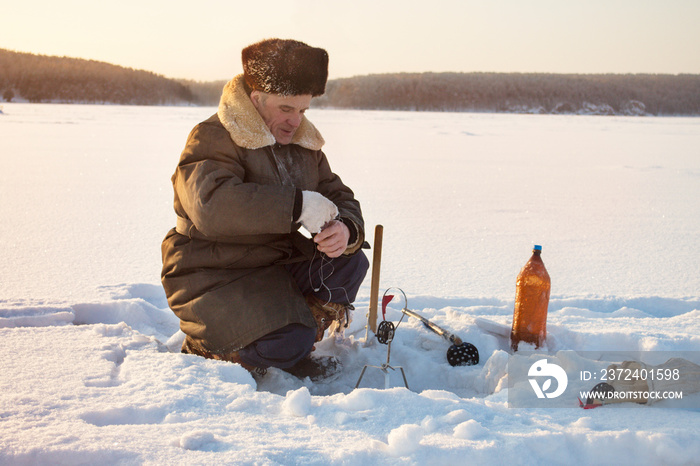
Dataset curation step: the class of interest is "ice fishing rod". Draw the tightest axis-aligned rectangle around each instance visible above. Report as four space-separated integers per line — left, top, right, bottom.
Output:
380 288 479 367
401 308 479 366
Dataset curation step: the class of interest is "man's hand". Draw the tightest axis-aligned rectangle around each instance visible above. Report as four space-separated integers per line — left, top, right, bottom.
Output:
314 220 350 258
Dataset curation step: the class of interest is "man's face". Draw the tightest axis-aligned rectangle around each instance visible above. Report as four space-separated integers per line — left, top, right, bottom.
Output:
251 91 313 145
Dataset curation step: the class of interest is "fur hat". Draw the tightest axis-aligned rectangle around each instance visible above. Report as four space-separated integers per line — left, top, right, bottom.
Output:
242 39 329 97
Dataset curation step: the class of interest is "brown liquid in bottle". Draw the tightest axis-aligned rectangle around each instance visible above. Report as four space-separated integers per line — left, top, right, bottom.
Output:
510 245 550 351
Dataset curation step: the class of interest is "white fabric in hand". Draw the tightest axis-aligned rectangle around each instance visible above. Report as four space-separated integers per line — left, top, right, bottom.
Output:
299 191 338 233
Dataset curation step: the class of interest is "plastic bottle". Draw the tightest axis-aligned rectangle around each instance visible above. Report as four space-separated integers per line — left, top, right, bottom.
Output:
510 245 551 351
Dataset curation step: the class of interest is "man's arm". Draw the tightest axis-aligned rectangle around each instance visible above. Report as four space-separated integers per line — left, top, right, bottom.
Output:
313 151 365 254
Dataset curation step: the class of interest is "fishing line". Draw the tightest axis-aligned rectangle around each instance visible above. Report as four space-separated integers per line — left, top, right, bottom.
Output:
307 247 351 306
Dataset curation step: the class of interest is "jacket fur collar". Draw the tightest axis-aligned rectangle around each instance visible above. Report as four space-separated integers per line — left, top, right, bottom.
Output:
217 75 325 151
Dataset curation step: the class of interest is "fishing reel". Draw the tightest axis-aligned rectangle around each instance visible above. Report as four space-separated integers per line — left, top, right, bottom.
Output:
376 320 395 345
376 288 407 345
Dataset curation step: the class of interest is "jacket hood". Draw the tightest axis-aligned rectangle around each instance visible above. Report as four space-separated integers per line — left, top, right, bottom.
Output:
217 74 325 151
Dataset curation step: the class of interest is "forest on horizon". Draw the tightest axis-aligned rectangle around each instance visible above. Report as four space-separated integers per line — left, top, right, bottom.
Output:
2 48 699 116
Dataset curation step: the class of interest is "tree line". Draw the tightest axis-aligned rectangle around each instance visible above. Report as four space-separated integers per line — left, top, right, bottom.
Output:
2 48 699 115
313 72 700 116
0 48 194 105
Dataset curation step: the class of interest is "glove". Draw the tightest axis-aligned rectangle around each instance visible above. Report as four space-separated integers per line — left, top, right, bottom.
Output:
298 191 338 233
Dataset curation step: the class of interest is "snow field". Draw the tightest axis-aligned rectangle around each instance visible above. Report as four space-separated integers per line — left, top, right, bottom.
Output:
1 103 699 464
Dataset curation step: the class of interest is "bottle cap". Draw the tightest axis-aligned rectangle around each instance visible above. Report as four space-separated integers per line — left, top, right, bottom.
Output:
533 245 542 251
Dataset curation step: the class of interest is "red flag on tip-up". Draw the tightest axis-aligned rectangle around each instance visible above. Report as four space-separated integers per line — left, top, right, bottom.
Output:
381 295 394 320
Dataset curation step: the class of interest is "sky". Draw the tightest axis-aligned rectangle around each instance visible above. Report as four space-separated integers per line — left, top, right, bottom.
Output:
3 0 699 82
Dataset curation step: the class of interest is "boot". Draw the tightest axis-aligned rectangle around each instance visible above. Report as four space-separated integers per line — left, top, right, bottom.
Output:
181 335 267 376
282 355 342 382
305 294 353 342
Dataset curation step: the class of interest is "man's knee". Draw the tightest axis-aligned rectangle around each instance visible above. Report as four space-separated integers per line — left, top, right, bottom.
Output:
335 251 369 302
355 250 370 275
286 250 369 303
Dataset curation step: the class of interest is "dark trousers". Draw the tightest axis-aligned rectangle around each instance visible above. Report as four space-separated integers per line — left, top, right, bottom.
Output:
285 249 369 304
238 251 369 369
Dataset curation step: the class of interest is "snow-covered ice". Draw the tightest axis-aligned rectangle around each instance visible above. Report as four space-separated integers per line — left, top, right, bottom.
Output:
1 103 699 464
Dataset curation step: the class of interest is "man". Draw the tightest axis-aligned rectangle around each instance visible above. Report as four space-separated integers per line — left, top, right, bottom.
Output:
161 39 369 380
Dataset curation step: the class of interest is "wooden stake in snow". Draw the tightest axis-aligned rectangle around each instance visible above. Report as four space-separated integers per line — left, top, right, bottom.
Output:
366 224 383 339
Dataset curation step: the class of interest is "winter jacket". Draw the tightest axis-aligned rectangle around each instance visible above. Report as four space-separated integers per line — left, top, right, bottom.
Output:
161 75 365 354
